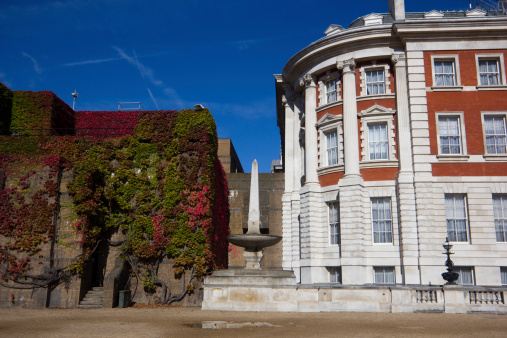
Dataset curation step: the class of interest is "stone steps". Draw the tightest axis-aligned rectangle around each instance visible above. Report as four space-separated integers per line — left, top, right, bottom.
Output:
77 287 104 309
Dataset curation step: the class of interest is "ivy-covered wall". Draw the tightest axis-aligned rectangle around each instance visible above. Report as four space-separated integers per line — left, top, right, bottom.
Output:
0 89 229 307
9 90 75 136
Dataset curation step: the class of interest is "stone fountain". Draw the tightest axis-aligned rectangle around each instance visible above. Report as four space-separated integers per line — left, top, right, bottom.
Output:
202 160 296 311
227 159 282 269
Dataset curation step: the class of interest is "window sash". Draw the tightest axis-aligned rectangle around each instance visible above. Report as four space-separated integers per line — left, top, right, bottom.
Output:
326 130 338 166
366 69 385 95
455 267 474 285
374 267 395 284
328 267 341 283
501 267 507 285
372 198 392 243
484 116 507 154
325 79 338 103
434 60 456 86
328 201 340 245
368 123 388 160
479 59 500 86
493 195 507 242
439 116 462 154
445 195 468 242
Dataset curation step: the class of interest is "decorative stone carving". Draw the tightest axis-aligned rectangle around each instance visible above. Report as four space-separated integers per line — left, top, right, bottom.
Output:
337 58 356 73
299 74 316 88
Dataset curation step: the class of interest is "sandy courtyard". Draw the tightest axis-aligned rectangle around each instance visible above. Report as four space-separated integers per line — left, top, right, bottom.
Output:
0 306 506 337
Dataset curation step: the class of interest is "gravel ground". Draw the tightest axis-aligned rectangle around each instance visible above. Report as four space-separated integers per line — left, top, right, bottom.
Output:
0 306 506 337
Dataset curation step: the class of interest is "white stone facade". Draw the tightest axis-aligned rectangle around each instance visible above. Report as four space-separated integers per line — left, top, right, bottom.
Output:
274 1 507 290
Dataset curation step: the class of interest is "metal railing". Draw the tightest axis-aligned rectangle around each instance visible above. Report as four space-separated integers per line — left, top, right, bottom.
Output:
470 0 507 15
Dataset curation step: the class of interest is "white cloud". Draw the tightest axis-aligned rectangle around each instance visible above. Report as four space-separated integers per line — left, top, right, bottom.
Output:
63 57 122 67
147 87 159 111
22 52 42 74
113 46 185 109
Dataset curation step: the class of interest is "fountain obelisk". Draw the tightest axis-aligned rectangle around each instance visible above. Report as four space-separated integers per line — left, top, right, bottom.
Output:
227 159 282 269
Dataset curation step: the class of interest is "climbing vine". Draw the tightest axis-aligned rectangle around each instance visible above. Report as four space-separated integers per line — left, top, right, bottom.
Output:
0 106 229 302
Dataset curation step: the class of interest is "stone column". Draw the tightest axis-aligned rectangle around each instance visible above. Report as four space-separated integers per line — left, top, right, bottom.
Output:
337 58 361 180
392 52 421 285
282 84 295 193
281 84 295 270
337 58 366 284
392 53 413 174
299 74 319 185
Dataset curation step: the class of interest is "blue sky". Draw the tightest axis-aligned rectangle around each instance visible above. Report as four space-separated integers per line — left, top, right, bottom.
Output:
0 0 470 172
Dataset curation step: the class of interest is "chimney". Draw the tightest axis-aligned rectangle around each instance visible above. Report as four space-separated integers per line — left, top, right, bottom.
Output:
388 0 405 21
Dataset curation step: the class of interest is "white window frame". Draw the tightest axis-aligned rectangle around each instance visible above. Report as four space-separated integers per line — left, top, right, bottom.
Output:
327 266 342 283
454 266 475 285
436 112 468 156
431 55 461 88
475 54 507 88
359 64 391 96
374 266 395 284
493 195 507 242
359 105 396 163
482 113 507 157
445 194 470 243
371 197 393 244
318 71 341 107
324 130 338 166
367 123 389 160
317 114 343 169
328 201 340 245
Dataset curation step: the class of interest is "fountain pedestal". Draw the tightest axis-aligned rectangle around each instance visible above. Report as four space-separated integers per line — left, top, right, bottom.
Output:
202 160 296 311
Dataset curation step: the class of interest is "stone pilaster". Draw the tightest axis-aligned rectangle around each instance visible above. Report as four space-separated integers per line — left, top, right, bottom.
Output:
282 84 295 194
299 74 319 185
392 52 421 284
337 59 361 182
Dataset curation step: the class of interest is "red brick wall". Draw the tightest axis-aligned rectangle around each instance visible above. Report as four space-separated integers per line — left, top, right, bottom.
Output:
424 50 507 177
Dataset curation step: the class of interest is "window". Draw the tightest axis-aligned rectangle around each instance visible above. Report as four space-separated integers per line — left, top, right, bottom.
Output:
445 195 469 242
484 116 507 154
371 198 392 244
493 195 507 242
325 130 338 166
374 266 395 284
365 69 385 95
325 78 338 104
368 123 388 160
454 266 474 285
476 54 506 87
438 116 462 154
479 59 501 85
328 201 340 245
327 267 342 283
501 267 507 285
434 60 456 86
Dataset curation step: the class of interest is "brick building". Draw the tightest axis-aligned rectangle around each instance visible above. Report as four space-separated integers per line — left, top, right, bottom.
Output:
275 0 507 287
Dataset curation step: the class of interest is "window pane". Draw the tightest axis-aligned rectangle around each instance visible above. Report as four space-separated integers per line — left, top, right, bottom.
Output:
329 202 340 245
493 195 507 242
366 69 386 95
374 267 395 284
501 267 507 285
445 195 468 242
484 116 507 154
326 130 338 166
368 123 388 160
434 60 455 86
456 267 474 285
439 116 461 154
372 198 392 244
479 59 500 86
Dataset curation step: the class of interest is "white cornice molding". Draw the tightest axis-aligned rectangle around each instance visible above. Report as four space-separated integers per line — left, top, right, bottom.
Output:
466 9 487 17
424 10 444 19
325 24 344 36
358 104 395 117
363 13 383 26
317 113 343 127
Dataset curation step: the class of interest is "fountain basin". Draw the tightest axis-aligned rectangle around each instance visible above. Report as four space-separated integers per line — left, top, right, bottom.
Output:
227 234 282 252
